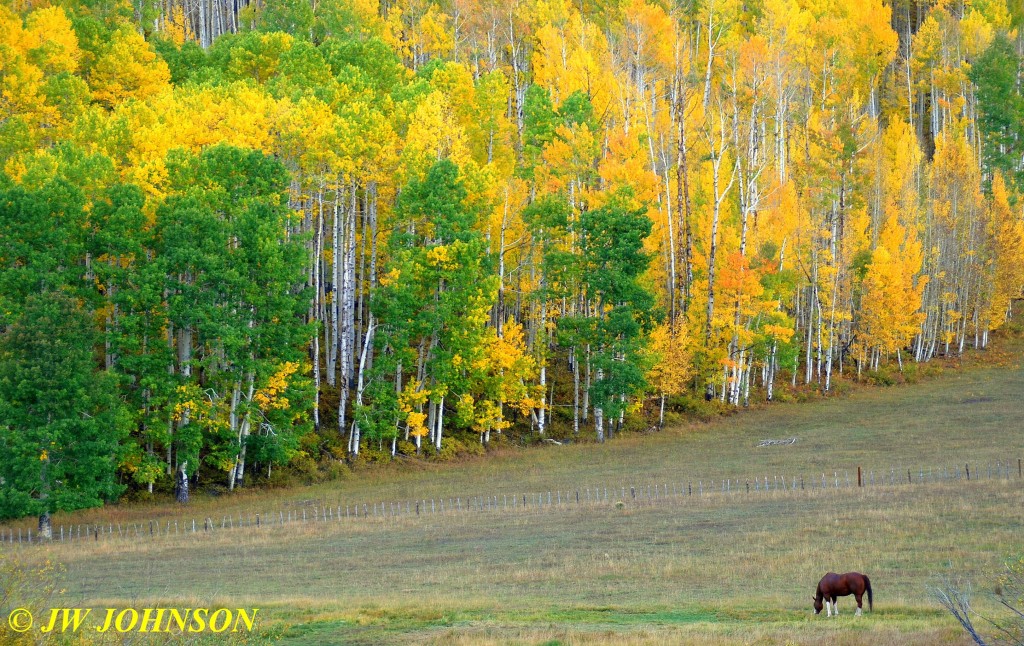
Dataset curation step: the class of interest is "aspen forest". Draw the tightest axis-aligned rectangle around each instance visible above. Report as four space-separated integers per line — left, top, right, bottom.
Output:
2 0 1024 520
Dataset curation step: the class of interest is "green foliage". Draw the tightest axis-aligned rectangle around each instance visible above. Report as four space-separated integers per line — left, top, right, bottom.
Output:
152 38 211 85
1 0 1019 507
568 193 659 425
0 181 88 324
361 159 498 444
0 292 128 520
156 145 312 478
256 0 314 39
520 85 559 180
320 37 406 97
558 90 597 129
969 33 1024 188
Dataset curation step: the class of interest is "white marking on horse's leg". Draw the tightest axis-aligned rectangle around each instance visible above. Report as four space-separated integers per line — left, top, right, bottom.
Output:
834 600 839 615
856 607 862 617
825 601 831 617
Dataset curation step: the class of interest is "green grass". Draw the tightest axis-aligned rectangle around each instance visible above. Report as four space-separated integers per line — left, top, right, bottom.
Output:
3 339 1023 644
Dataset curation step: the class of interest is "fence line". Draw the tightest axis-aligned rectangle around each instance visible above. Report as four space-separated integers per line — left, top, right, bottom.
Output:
2 457 1021 548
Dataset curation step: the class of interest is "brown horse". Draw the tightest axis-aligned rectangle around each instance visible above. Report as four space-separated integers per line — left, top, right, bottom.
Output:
813 572 872 617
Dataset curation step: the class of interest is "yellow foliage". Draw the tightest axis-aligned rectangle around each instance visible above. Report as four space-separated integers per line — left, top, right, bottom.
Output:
254 362 299 411
399 380 430 437
426 245 459 270
379 267 401 287
401 90 470 180
647 322 693 396
171 384 213 423
161 5 193 46
472 399 511 434
0 8 57 134
105 83 279 195
859 216 926 357
532 12 617 113
597 129 660 208
23 6 81 75
89 27 171 109
986 173 1024 329
405 411 429 437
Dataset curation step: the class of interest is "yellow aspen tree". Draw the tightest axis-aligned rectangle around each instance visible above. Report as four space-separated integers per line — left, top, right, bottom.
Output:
985 173 1024 331
88 27 171 109
401 89 471 181
532 12 618 116
928 125 987 356
0 7 59 155
646 322 693 427
22 7 81 75
859 213 927 372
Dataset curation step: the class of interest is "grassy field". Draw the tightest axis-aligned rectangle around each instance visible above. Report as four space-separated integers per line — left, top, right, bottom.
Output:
2 338 1023 644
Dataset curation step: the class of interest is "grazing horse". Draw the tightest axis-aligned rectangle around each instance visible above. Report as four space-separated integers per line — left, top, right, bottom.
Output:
813 572 872 617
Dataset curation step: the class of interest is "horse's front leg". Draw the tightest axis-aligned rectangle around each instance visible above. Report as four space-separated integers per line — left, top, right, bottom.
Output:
825 600 831 617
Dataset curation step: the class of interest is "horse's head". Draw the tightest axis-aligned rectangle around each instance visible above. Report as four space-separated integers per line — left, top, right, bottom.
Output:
812 597 823 614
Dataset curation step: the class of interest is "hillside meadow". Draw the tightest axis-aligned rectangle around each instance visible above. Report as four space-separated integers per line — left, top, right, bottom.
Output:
1 339 1021 644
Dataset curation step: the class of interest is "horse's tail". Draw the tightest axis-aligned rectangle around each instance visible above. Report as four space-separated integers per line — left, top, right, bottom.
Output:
864 575 873 611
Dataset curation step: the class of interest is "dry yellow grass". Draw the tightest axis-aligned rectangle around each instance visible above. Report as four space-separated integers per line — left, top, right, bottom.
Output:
4 479 1020 644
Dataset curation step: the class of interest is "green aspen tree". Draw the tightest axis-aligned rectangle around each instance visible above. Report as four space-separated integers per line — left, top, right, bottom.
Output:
0 292 128 536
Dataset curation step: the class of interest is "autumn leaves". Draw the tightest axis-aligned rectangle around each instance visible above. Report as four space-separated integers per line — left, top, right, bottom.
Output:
1 0 1023 520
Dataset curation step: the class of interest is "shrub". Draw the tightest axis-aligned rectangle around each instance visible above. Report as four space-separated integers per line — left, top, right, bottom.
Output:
266 467 299 489
902 362 919 384
395 440 418 456
864 368 896 386
321 457 352 482
0 555 63 644
621 415 653 435
431 435 486 461
661 411 682 427
828 379 851 396
669 394 724 422
288 451 320 484
934 555 1024 645
351 445 392 465
459 435 486 456
771 388 794 403
433 436 466 461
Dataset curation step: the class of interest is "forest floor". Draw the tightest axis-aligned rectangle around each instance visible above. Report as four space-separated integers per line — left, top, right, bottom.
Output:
2 336 1023 644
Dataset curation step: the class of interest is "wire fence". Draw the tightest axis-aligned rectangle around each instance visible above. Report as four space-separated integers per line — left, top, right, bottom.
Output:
2 457 1021 547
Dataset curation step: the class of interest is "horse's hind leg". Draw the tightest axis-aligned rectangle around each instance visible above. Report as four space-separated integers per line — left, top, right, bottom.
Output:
832 597 838 616
855 593 863 616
